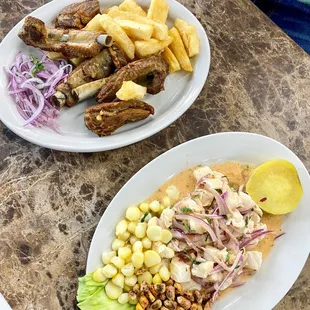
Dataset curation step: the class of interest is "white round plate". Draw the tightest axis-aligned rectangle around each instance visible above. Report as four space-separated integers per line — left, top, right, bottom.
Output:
87 132 310 310
0 0 210 152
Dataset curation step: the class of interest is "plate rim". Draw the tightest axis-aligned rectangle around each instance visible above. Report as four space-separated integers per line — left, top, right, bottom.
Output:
86 131 310 309
0 0 210 152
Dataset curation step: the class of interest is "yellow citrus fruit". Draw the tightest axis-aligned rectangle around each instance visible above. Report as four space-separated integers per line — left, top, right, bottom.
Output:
246 159 303 215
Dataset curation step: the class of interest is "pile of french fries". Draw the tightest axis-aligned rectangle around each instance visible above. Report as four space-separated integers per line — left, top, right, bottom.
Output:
84 0 200 73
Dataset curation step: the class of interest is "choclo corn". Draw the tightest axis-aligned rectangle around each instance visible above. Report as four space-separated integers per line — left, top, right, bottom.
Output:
158 244 167 257
112 273 125 288
123 284 131 292
161 229 173 243
132 251 144 268
150 200 161 212
135 223 147 238
118 247 132 259
144 250 161 267
147 226 162 241
115 219 128 236
121 263 135 277
128 221 138 234
102 264 118 278
149 263 161 275
159 265 170 282
126 206 141 221
110 256 125 269
130 236 139 245
118 231 131 241
118 293 129 304
102 251 116 264
112 239 125 251
162 246 175 259
132 241 143 252
162 196 171 207
92 268 107 283
105 280 123 300
125 275 138 287
139 202 149 213
125 244 132 249
147 217 158 227
166 185 180 201
152 273 162 284
137 271 153 285
125 256 132 264
142 237 152 249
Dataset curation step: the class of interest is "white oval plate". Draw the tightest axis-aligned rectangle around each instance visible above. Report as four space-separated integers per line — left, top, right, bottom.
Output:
87 132 310 310
0 0 210 152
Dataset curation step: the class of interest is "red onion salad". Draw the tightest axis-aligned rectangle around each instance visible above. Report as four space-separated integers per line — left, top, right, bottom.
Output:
5 52 72 132
160 165 284 304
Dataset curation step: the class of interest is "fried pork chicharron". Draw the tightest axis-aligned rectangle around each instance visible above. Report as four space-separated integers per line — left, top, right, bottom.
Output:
96 55 169 103
18 16 112 58
85 100 154 136
55 0 100 29
51 49 113 107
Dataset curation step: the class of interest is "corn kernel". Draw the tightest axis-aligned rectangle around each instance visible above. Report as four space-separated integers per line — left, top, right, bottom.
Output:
112 273 125 288
121 263 135 277
118 247 132 260
158 244 167 257
105 280 123 300
147 226 162 241
150 200 161 212
162 196 171 207
125 275 138 287
125 255 132 264
112 239 125 251
116 219 128 236
147 217 158 227
166 185 179 201
125 244 132 249
135 223 147 238
132 252 144 268
142 237 152 249
102 264 118 278
123 284 131 292
126 206 141 222
110 256 125 269
92 268 107 283
152 273 162 284
162 247 175 259
149 263 161 275
130 236 139 245
138 271 153 285
102 251 116 264
159 265 170 282
139 202 149 213
128 221 138 234
96 115 102 121
118 293 129 304
144 250 161 267
118 231 131 241
161 229 173 243
132 240 143 252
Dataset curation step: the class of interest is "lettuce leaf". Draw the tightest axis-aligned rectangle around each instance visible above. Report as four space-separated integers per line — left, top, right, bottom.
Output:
77 273 134 310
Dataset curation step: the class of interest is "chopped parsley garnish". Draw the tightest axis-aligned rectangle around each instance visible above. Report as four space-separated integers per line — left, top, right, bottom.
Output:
245 164 250 170
30 55 44 76
215 189 222 194
193 194 200 199
181 207 192 214
225 252 230 262
141 211 149 222
184 223 195 233
235 265 240 269
185 250 201 265
206 218 211 224
245 216 249 228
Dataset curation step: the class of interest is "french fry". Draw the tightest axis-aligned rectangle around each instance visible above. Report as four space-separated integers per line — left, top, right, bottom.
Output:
119 0 146 17
115 20 153 40
102 5 119 14
99 14 135 60
162 47 180 73
147 0 169 24
135 37 172 58
84 14 104 31
47 52 66 60
175 18 200 57
168 27 192 72
108 8 168 40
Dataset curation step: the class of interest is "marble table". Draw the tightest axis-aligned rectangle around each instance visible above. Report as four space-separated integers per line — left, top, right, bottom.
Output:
0 0 309 309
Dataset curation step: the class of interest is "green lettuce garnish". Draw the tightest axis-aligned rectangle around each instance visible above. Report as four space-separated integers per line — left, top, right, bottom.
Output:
77 272 134 310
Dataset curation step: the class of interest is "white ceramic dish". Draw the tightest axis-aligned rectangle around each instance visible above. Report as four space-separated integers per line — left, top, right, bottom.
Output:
87 132 310 310
0 0 210 152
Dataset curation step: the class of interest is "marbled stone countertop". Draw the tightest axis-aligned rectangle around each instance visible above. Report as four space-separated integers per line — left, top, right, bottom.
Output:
0 0 309 309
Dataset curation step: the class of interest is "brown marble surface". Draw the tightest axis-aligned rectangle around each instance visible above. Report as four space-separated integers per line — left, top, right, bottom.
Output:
0 0 309 309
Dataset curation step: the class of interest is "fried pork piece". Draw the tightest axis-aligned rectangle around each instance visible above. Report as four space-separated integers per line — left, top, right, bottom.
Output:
51 49 113 107
108 43 128 70
18 16 106 58
55 0 100 29
84 100 154 136
96 55 169 103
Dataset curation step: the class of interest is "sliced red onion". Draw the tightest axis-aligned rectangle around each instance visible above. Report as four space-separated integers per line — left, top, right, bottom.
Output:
240 230 273 248
193 213 224 220
274 232 285 240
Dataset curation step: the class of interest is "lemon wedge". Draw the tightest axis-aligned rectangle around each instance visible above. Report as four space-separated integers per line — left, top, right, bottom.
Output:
246 159 303 214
